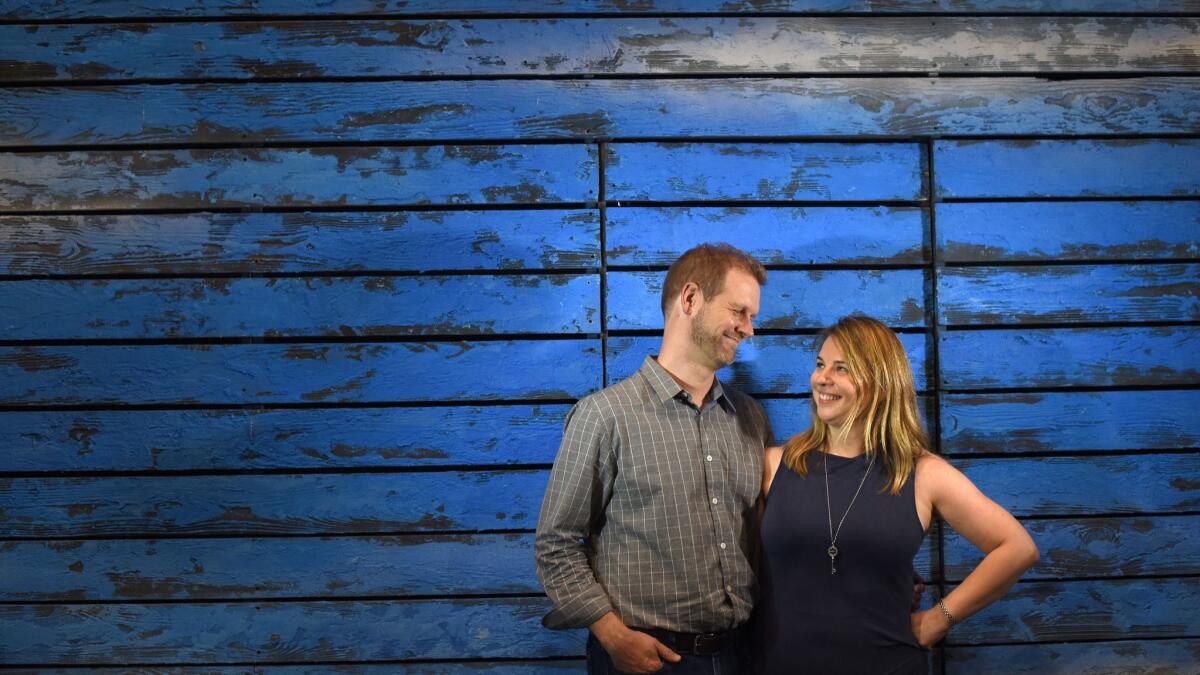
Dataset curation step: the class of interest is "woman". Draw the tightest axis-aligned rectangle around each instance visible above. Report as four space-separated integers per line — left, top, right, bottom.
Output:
756 315 1038 674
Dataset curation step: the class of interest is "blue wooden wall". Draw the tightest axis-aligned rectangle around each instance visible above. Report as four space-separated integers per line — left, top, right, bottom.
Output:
0 1 1197 671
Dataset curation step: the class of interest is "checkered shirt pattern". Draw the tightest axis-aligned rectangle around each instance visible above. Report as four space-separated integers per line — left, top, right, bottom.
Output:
535 355 772 633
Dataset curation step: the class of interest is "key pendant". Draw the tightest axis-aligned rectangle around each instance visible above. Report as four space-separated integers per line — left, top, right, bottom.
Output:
828 545 839 575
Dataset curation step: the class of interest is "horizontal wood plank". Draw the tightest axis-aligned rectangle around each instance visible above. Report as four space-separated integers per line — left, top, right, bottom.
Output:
955 453 1199 516
946 578 1200 645
4 18 1197 81
0 533 540 601
4 78 1198 146
0 405 568 472
941 390 1200 454
937 201 1200 263
945 638 1200 675
0 146 597 211
938 264 1200 325
0 340 602 405
935 139 1200 198
3 1 1198 19
605 142 924 202
0 211 600 275
943 515 1200 581
938 327 1200 389
606 206 927 266
0 598 582 664
607 269 926 330
0 470 549 537
607 333 929 394
0 274 599 339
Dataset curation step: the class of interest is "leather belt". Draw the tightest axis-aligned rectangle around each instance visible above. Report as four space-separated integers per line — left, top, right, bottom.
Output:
632 627 739 656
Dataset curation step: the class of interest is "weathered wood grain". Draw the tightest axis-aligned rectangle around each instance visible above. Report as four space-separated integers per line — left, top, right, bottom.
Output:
0 211 600 275
0 533 541 601
4 78 1198 146
941 390 1200 454
0 274 599 339
0 530 935 613
939 327 1200 389
605 142 924 202
607 333 929 394
944 515 1199 581
0 340 602 405
5 18 1197 81
946 639 1200 675
938 264 1200 326
935 139 1200 199
0 597 582 664
0 405 568 472
956 454 1199 516
607 269 926 331
0 470 549 537
606 206 927 266
0 146 596 211
937 201 1200 263
945 578 1200 644
4 1 1198 19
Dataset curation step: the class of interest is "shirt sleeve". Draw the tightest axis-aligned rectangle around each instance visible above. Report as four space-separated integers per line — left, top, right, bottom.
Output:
534 396 617 630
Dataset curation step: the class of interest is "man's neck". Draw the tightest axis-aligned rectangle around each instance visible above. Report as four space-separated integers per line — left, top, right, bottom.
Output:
655 347 717 405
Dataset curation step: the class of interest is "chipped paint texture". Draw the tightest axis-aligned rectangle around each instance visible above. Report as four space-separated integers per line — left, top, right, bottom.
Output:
1 2 1197 672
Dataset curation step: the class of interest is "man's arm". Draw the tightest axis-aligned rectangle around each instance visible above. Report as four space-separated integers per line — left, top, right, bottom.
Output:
534 397 617 629
534 398 681 673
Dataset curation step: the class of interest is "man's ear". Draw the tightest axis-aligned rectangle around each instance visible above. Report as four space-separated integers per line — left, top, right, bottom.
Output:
679 281 701 316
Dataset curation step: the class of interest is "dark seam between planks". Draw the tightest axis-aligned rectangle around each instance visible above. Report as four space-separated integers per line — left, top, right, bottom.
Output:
940 319 1200 331
5 133 1200 155
6 71 1200 88
942 257 1200 268
3 10 1200 25
0 463 556 479
0 332 602 347
0 399 580 413
0 527 539 543
0 591 553 606
941 384 1200 395
0 269 600 282
0 658 587 670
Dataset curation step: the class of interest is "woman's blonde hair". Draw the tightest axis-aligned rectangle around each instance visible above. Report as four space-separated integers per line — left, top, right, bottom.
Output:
781 315 928 495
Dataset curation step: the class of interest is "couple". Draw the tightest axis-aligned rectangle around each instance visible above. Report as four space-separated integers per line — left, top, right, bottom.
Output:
535 243 1039 674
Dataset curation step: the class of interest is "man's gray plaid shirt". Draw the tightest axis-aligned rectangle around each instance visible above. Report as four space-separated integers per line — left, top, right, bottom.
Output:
535 356 772 633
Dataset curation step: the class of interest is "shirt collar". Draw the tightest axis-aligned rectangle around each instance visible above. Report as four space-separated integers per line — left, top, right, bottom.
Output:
639 355 737 413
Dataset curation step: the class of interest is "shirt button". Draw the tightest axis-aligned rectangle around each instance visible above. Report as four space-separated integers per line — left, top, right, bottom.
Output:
706 455 713 462
720 542 727 550
711 498 718 504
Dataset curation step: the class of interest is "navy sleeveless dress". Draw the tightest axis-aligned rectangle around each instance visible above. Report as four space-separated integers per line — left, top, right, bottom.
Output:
756 450 928 674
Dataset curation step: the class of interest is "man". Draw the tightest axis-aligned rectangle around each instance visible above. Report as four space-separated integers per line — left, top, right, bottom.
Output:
535 243 773 674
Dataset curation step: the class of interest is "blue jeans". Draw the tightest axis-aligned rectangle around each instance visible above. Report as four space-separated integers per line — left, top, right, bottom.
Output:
587 633 741 675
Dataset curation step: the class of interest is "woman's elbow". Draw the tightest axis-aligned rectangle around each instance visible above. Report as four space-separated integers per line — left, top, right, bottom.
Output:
1015 531 1040 572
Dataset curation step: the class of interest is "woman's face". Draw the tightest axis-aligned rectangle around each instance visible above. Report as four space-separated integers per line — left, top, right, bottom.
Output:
811 336 859 428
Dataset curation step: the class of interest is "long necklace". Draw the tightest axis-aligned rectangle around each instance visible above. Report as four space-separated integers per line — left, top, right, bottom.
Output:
822 447 876 575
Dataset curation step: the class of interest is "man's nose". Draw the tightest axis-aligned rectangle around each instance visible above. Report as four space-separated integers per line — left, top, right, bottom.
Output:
738 318 754 338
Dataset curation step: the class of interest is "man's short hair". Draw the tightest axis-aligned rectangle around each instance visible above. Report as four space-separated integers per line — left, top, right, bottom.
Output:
660 243 767 317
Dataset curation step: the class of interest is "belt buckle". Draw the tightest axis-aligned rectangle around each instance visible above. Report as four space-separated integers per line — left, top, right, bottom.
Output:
693 631 720 654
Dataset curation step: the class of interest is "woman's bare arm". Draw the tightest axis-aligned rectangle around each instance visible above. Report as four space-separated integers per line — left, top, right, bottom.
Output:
911 454 1039 647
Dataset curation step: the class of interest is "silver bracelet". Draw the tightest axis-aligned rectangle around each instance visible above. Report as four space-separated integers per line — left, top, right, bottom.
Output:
937 598 956 628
